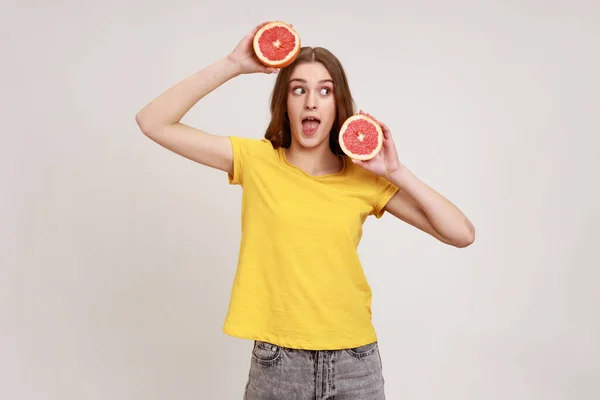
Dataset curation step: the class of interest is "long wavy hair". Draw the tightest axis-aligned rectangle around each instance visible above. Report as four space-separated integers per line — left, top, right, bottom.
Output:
264 47 356 155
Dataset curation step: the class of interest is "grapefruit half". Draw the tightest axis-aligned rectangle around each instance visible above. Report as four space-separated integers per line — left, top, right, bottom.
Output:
253 21 301 68
339 114 384 160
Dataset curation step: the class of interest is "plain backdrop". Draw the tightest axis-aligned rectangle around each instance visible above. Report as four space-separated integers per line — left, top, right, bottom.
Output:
2 0 599 399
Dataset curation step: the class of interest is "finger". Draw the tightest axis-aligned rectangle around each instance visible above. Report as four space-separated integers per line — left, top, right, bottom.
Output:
382 129 398 152
361 110 378 122
382 128 393 144
360 109 372 117
259 65 278 74
378 121 390 136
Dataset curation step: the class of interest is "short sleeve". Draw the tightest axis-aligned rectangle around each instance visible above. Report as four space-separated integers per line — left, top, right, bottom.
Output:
372 176 399 218
227 136 244 185
227 136 274 186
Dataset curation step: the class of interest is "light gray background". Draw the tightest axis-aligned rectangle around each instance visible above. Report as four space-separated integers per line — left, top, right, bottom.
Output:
2 0 599 399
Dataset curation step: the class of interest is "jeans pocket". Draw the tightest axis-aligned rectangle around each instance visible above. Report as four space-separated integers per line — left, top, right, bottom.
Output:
345 341 378 359
252 341 281 365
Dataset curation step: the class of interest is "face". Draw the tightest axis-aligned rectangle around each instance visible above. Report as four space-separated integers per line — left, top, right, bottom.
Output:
286 62 336 151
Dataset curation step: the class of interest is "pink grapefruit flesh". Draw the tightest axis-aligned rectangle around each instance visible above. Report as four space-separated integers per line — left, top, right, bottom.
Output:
253 21 301 68
339 114 383 160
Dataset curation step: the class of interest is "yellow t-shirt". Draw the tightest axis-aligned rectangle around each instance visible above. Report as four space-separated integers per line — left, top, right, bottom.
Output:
223 136 399 350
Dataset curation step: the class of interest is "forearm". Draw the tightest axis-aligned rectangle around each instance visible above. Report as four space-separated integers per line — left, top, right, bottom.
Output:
387 165 475 247
136 56 241 133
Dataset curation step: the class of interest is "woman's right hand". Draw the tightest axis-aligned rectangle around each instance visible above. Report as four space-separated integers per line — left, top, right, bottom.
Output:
228 22 283 75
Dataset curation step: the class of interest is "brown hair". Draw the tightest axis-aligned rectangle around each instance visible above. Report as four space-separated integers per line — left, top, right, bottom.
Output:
264 46 356 155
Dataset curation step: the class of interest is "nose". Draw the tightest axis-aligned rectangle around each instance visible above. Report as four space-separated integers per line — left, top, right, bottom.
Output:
304 91 318 110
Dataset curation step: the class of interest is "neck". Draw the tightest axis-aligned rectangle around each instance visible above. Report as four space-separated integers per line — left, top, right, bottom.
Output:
285 140 343 176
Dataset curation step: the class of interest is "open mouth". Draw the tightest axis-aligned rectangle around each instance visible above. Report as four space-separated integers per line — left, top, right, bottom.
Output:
301 117 321 136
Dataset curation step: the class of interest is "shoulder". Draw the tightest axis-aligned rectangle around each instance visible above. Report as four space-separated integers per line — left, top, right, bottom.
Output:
229 136 277 158
343 157 380 184
342 158 399 218
227 136 280 185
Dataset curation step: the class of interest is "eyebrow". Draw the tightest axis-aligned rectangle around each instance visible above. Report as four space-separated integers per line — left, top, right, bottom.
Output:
289 78 334 84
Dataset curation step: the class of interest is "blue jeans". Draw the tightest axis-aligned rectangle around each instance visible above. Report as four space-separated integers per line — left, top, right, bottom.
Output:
243 340 386 399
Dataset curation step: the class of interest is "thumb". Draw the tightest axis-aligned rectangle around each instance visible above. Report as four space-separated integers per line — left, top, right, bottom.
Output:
262 66 279 74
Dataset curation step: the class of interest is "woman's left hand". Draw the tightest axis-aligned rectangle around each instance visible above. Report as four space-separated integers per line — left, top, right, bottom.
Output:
351 110 402 178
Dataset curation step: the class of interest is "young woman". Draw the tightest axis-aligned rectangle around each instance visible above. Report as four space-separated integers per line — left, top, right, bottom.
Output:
136 21 475 400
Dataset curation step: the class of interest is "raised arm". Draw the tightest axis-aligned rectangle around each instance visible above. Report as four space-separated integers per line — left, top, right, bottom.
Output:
135 22 278 174
352 111 475 248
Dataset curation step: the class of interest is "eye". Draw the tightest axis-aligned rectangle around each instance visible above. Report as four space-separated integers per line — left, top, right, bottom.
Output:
292 87 305 95
320 87 332 95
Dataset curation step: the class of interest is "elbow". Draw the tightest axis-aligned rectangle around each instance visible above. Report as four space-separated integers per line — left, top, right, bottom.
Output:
135 112 152 136
453 223 475 248
136 111 170 138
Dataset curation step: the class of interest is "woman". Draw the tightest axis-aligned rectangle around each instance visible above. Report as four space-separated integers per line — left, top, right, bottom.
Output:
136 21 475 400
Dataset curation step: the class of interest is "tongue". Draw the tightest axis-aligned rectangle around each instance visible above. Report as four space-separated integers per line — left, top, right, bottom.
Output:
302 120 319 134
